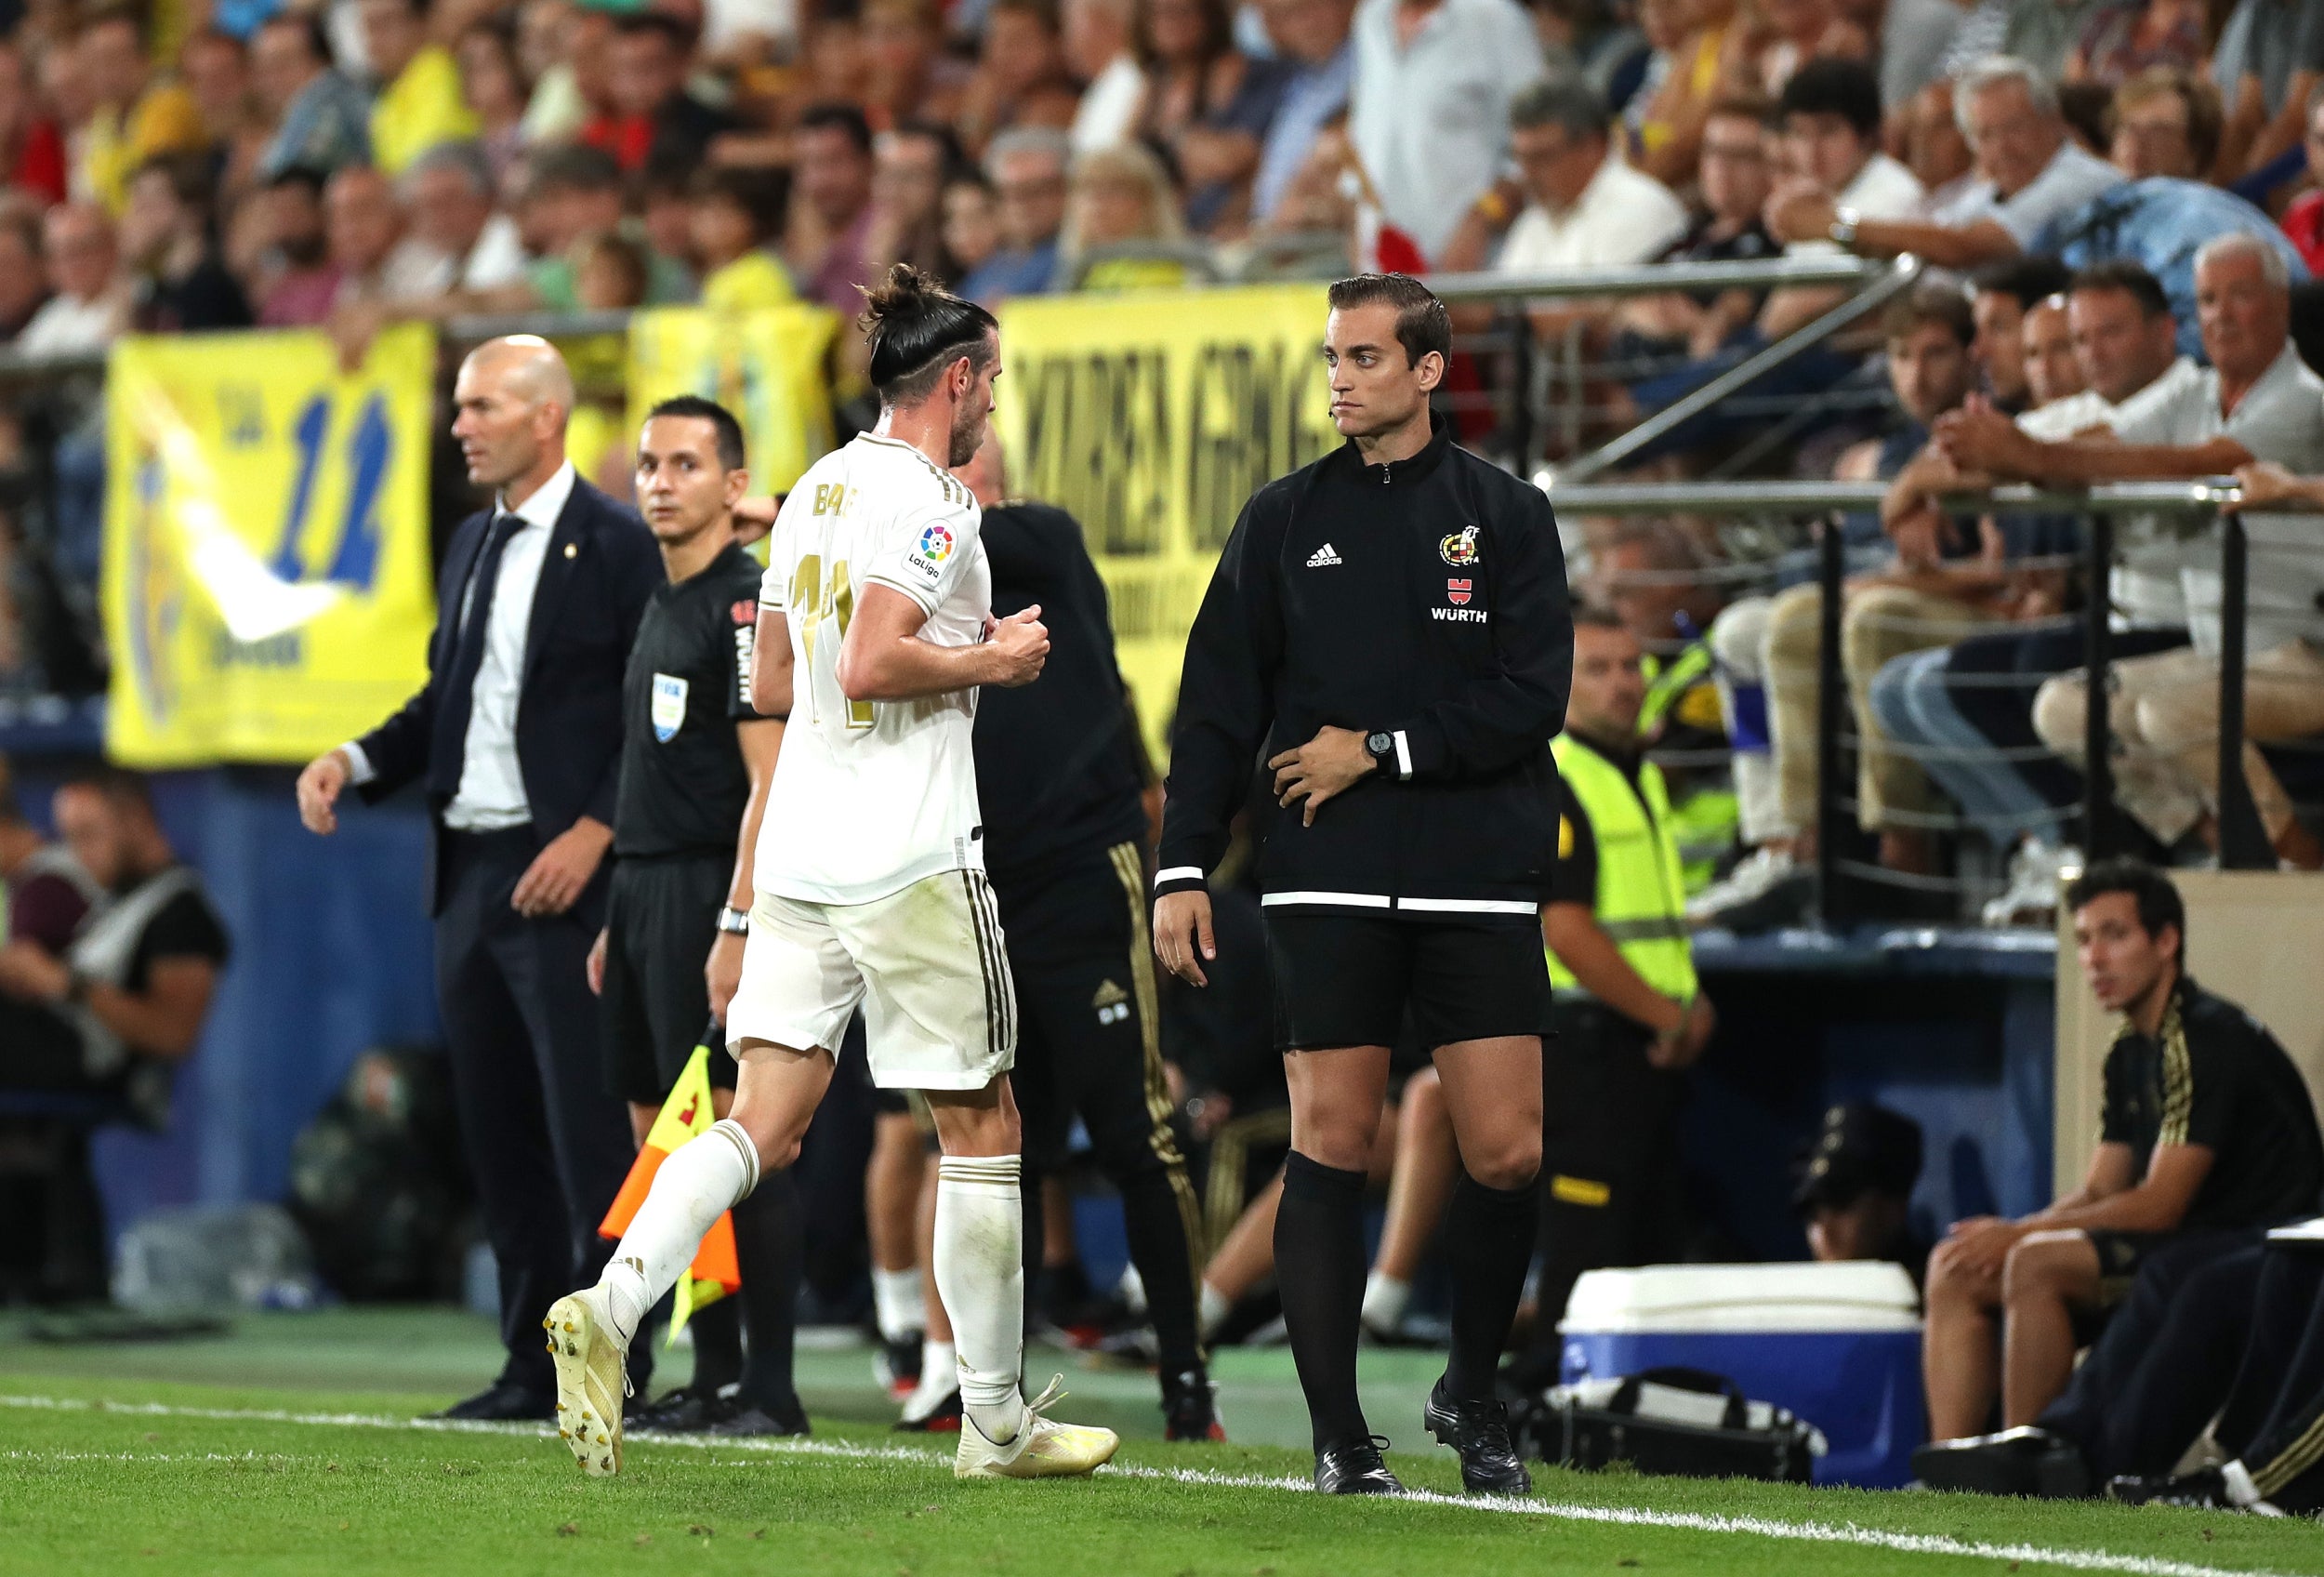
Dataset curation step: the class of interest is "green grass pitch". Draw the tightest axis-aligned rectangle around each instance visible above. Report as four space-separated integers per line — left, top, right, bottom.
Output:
0 1308 2317 1577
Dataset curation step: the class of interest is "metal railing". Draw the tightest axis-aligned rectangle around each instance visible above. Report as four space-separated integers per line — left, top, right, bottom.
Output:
1544 477 2281 924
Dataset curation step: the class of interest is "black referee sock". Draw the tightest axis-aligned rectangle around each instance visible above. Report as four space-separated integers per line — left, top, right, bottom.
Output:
733 1168 802 1410
1276 1150 1372 1452
685 1292 744 1396
1441 1172 1541 1402
1119 1168 1204 1377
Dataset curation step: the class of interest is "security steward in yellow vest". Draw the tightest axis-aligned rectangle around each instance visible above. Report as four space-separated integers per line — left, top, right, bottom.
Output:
1506 607 1716 1394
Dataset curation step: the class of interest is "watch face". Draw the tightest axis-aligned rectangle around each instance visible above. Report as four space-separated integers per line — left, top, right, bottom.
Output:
1367 732 1394 757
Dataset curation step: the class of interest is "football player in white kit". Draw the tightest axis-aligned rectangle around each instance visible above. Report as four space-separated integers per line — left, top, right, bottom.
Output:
546 265 1120 1481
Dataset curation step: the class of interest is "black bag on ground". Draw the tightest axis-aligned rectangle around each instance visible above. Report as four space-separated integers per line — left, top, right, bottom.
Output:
1520 1367 1825 1483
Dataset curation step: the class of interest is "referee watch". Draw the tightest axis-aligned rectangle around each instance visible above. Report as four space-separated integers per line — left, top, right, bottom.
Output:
716 906 751 935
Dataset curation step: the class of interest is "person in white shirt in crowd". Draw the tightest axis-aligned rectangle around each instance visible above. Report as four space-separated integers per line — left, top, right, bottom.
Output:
377 140 529 300
1248 0 1355 229
1065 0 1143 152
1936 233 2324 869
1765 54 2122 271
17 203 126 357
1758 57 1925 338
1494 73 1687 275
1348 0 1544 262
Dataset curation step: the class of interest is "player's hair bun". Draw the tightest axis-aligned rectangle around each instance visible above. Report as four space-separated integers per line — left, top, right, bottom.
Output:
859 263 998 401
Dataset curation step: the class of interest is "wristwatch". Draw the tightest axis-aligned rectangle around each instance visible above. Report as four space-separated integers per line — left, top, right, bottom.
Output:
1827 205 1862 251
716 906 751 935
1365 731 1397 774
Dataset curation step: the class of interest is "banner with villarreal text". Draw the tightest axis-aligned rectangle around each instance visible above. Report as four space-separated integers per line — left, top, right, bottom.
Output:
626 302 840 500
102 325 440 768
997 284 1338 765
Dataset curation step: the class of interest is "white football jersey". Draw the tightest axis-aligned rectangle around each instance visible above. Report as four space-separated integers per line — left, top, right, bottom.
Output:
755 433 990 904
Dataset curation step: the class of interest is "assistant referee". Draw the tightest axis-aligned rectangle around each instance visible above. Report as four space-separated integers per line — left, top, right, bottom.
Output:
591 395 803 1436
1154 272 1573 1496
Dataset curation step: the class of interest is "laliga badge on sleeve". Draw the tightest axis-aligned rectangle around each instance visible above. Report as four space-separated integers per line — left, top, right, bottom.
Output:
652 672 689 742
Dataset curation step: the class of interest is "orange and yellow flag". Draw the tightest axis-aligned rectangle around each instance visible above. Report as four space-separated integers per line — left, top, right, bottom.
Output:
599 1044 741 1341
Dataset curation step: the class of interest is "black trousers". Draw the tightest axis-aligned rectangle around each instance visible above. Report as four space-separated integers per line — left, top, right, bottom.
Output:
2037 1229 2264 1479
1531 997 1686 1351
2224 1244 2324 1507
434 828 641 1394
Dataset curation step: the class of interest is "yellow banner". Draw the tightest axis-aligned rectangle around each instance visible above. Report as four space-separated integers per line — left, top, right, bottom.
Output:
997 284 1338 764
626 302 840 499
102 325 440 768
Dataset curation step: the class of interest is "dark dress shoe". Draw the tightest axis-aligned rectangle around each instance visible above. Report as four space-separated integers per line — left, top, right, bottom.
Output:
2108 1468 2233 1508
429 1382 556 1422
709 1396 811 1438
1912 1426 2091 1498
1314 1436 1404 1495
1424 1381 1533 1495
632 1385 740 1433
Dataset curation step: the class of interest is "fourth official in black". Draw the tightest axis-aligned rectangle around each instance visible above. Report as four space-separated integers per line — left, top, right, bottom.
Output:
1154 272 1573 1496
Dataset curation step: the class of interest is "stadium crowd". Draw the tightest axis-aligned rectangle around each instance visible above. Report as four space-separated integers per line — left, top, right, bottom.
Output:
2 0 2324 1515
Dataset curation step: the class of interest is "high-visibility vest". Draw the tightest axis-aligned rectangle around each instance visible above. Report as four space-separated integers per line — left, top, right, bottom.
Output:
1549 732 1698 1001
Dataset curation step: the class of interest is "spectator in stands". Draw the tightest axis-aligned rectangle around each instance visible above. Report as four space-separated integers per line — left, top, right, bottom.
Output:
383 141 529 298
456 22 530 190
121 153 251 332
1606 95 1777 361
2212 0 2324 180
960 125 1069 302
1793 1103 1928 1283
955 0 1080 159
1059 139 1189 288
2279 84 2324 274
321 164 406 309
515 144 693 311
253 12 373 180
516 0 591 146
0 38 68 206
1065 0 1143 153
1736 0 1866 100
77 9 208 214
867 0 972 135
1493 73 1687 275
1899 75 1974 203
16 203 125 356
1347 0 1545 262
1918 860 2323 1444
253 166 341 325
0 211 46 339
572 231 653 310
1130 0 1281 233
0 765 99 956
1248 0 1354 230
180 30 267 200
942 171 1003 279
787 102 880 316
871 122 961 281
691 166 797 310
584 14 732 177
2000 0 2108 86
2064 0 2202 89
1767 55 2121 271
0 767 230 1131
1756 57 1924 339
1944 234 2324 868
1963 254 2072 411
2018 291 2081 408
1620 0 1731 190
360 0 480 177
2105 65 2219 181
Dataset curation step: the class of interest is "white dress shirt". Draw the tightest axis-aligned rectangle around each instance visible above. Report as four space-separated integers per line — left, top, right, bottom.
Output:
1495 153 1689 273
343 460 575 829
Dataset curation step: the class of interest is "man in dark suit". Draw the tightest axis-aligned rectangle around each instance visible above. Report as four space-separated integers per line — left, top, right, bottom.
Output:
296 335 662 1420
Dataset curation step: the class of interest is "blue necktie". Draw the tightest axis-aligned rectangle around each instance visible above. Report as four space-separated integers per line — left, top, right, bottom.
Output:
427 512 524 799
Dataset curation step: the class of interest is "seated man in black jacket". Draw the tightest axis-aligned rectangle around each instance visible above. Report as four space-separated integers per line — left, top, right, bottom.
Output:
1916 858 2324 1470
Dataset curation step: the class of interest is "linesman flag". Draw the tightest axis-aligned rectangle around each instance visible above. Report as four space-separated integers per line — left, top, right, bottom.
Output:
599 1040 740 1341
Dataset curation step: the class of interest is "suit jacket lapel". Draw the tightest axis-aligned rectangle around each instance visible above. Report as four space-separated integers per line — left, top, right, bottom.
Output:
522 480 589 687
433 511 491 671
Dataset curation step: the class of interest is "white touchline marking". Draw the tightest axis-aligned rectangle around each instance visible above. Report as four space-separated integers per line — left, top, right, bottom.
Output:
0 1394 2291 1577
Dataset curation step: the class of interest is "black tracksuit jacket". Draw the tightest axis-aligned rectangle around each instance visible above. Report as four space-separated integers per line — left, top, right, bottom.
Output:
1154 416 1572 921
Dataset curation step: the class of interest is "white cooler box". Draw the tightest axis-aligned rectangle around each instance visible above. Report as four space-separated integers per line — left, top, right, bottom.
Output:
1558 1262 1924 1488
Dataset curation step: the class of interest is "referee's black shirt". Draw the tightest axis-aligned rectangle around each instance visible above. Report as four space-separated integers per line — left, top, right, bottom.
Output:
973 501 1148 887
613 541 771 858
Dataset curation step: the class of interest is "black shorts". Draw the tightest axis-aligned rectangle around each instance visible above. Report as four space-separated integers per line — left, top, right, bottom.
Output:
1266 911 1552 1054
600 854 739 1104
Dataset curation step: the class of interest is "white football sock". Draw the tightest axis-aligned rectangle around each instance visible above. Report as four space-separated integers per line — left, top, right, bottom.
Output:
1361 1271 1411 1332
1197 1279 1232 1339
903 1340 957 1417
873 1266 925 1342
934 1153 1025 1444
2222 1459 2263 1508
1116 1263 1148 1317
598 1120 759 1345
